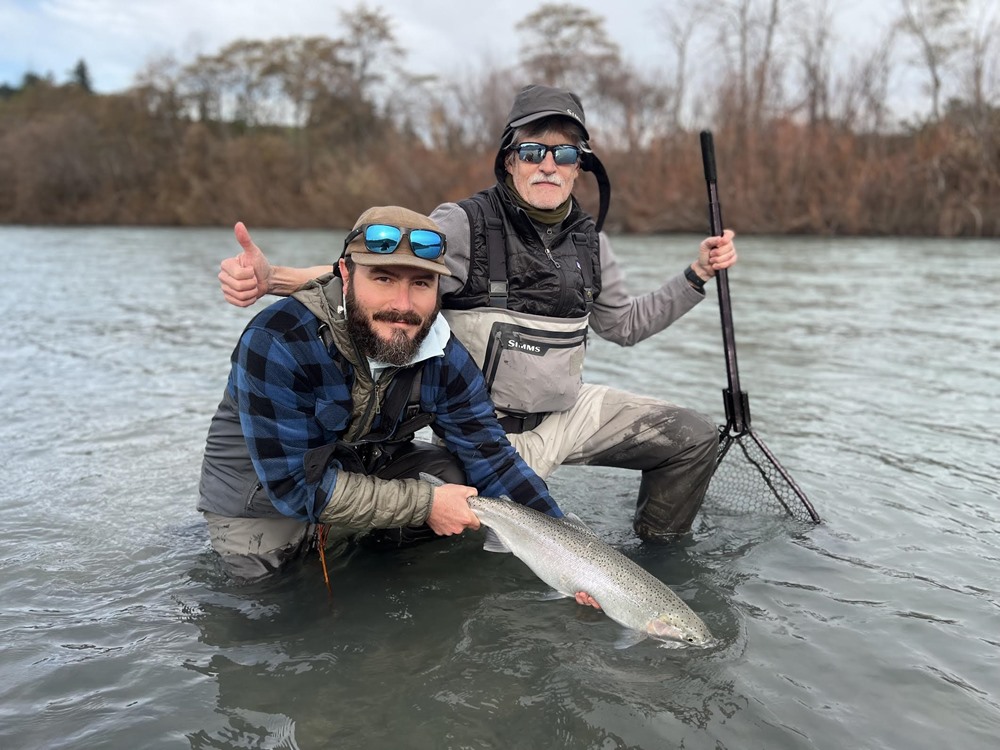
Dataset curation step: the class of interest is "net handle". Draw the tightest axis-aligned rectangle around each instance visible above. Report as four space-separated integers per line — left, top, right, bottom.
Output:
700 131 746 434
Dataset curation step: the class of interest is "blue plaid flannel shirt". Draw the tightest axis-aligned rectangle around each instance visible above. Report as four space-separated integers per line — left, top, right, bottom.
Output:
227 298 562 522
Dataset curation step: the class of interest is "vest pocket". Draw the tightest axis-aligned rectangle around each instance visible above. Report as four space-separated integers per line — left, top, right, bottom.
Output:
243 479 284 518
444 308 588 416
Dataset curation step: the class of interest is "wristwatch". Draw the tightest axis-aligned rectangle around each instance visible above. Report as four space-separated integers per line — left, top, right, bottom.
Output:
684 266 707 291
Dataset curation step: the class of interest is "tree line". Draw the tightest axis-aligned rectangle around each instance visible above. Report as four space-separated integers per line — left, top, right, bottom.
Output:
0 1 997 236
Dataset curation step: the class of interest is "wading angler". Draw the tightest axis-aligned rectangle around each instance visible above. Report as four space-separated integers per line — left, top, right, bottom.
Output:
199 206 585 583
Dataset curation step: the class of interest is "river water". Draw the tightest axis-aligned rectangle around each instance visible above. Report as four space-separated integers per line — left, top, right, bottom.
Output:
1 226 997 749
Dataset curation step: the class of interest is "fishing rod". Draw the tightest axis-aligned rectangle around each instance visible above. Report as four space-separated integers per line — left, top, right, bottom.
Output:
700 131 820 524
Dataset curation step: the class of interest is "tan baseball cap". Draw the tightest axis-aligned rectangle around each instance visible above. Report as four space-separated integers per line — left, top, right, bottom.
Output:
343 205 451 276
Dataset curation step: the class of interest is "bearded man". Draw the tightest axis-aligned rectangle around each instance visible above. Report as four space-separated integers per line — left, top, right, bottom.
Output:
197 205 566 580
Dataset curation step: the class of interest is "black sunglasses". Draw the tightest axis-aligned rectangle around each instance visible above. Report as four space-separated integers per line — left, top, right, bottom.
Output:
512 142 582 166
343 224 447 260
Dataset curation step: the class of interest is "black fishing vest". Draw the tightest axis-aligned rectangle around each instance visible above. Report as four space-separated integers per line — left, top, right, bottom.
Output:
446 184 602 316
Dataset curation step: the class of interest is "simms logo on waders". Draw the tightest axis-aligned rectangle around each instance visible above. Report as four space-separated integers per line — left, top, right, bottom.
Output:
507 339 542 354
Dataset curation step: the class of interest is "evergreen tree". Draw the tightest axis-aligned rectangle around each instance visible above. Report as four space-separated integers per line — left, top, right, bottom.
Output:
71 59 93 93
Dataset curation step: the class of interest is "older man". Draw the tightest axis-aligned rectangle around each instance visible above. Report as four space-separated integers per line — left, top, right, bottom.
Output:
216 84 738 542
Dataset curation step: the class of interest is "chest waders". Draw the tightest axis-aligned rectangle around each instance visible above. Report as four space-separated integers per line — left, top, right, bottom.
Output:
444 190 596 424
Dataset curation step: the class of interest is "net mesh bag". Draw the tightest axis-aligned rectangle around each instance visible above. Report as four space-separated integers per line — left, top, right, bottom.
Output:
704 427 819 523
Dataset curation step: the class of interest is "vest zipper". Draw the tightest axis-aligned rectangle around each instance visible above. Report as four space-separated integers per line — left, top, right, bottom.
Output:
366 370 394 422
541 243 576 316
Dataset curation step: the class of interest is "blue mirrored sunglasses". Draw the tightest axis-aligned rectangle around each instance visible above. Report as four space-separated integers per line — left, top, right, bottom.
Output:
343 224 446 260
513 142 582 166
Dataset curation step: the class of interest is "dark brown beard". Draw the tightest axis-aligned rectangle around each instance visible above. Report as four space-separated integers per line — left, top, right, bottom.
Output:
345 281 439 366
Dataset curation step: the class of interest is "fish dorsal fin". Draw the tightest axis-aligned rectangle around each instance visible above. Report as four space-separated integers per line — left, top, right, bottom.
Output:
482 528 511 554
561 512 599 538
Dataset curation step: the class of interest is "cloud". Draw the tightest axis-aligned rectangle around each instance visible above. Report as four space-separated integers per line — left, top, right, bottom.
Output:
1 0 537 91
0 0 937 122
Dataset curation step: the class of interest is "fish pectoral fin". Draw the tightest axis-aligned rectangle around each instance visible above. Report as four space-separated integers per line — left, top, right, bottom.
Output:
613 629 648 650
537 589 573 601
561 512 599 538
482 528 512 554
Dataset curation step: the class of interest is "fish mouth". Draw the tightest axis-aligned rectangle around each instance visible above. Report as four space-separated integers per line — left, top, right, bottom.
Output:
656 636 717 650
687 636 719 650
648 619 717 649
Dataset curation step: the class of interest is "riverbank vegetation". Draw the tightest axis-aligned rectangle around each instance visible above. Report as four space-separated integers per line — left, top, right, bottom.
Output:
1 1 996 235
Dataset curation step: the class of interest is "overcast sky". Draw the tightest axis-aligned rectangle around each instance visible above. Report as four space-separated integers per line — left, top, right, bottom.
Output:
2 0 903 94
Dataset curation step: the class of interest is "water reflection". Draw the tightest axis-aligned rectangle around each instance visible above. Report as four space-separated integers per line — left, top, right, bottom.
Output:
177 512 757 749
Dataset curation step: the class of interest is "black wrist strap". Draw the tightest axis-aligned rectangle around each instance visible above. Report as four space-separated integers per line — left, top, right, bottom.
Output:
684 265 706 290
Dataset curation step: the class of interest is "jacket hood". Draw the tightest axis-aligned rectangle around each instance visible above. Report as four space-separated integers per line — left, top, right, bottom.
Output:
492 84 611 232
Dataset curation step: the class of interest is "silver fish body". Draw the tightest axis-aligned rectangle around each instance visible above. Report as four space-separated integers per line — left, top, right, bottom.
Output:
468 496 715 649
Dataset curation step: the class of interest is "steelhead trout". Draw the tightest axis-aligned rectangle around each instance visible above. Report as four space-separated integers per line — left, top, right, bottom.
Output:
467 495 716 649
